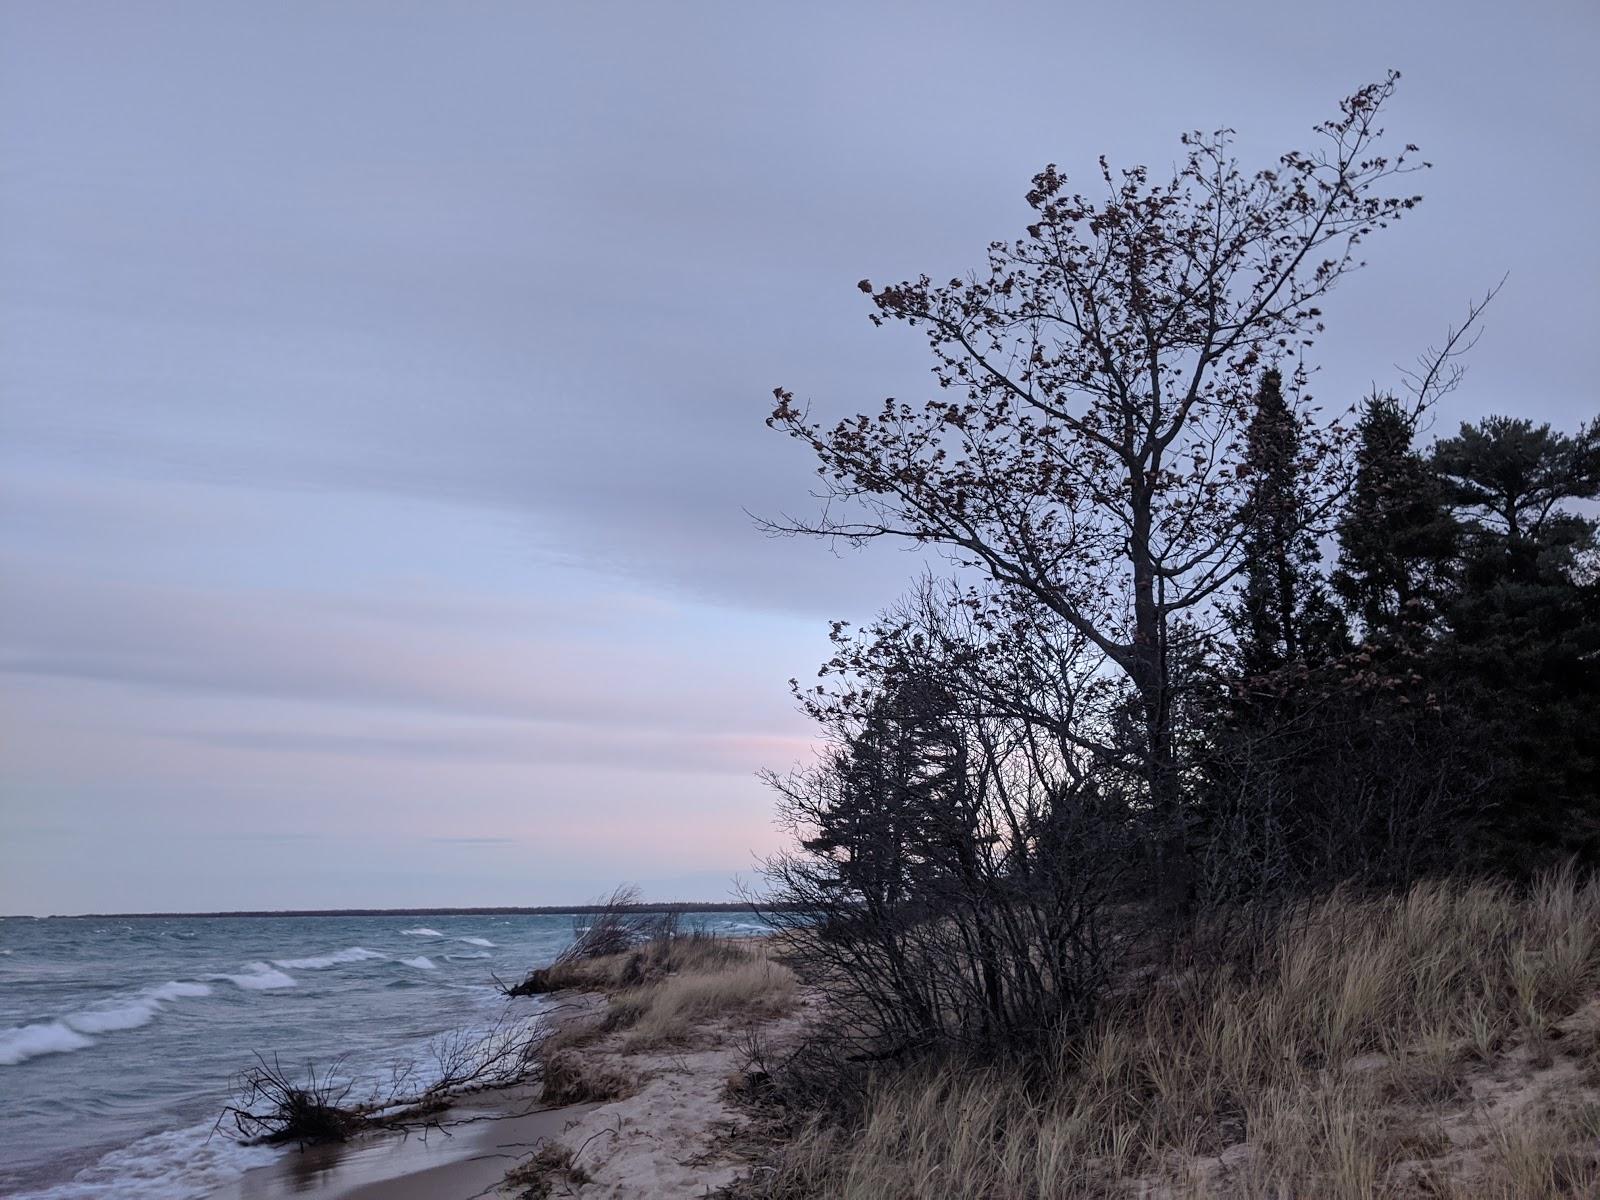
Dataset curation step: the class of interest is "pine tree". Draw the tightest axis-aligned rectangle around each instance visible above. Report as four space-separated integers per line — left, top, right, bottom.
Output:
1332 395 1459 645
1230 369 1341 678
1429 415 1600 867
1431 415 1600 586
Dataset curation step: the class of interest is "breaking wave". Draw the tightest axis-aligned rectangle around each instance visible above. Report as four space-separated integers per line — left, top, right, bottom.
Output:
0 981 214 1064
0 1022 95 1066
210 963 296 990
271 947 385 970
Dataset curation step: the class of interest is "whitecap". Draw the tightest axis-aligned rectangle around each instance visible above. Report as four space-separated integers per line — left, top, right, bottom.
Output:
272 947 385 970
210 962 296 990
398 956 437 970
147 980 212 1001
0 1021 94 1066
64 1001 159 1034
456 936 494 947
61 975 211 1035
400 927 443 937
444 951 492 961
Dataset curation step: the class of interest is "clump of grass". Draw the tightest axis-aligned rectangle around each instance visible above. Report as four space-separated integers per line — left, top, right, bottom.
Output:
609 958 799 1050
508 885 667 996
734 867 1600 1198
537 1048 634 1105
513 924 758 997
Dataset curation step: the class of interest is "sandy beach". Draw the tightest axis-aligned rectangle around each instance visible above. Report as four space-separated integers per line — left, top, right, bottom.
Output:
209 937 810 1200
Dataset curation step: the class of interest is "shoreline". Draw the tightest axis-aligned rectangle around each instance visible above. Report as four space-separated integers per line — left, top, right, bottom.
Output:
205 935 806 1200
209 1083 601 1200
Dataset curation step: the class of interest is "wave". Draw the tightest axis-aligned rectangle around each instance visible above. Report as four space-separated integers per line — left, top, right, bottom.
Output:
400 927 443 937
456 936 495 947
210 963 296 990
398 956 437 970
444 951 492 960
2 981 214 1062
63 1004 157 1034
9 1116 281 1199
272 946 385 970
147 980 212 1001
0 1021 95 1066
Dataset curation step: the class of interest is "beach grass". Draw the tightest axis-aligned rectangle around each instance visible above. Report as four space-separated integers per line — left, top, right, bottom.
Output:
732 868 1600 1198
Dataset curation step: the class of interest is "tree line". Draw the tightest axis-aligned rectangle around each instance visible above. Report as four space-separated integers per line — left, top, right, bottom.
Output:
755 73 1600 1061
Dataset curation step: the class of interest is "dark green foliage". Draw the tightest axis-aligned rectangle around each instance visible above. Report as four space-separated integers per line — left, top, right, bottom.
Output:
1428 416 1600 868
1229 370 1345 678
1333 395 1460 644
1431 415 1600 582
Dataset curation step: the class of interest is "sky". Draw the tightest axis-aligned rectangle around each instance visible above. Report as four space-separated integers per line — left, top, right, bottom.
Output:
1 1 1595 914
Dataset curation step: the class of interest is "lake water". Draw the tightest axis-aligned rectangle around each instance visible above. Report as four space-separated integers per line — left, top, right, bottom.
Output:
0 910 766 1198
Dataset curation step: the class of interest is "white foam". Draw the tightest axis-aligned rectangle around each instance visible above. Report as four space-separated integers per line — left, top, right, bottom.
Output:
0 1021 95 1066
64 1002 158 1034
211 962 296 990
9 1117 281 1199
399 955 437 970
445 951 492 960
456 936 494 947
147 980 212 1001
272 946 385 970
400 927 443 937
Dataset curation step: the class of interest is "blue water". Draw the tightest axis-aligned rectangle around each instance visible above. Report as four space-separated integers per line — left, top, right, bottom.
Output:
0 911 767 1198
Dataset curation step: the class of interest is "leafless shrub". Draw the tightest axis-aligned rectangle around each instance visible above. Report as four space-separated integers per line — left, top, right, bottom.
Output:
216 1006 553 1146
216 1055 371 1146
505 885 683 996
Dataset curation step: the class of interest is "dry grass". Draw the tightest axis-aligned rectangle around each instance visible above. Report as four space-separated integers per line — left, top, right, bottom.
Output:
523 929 759 996
734 867 1600 1199
505 1140 593 1199
536 1047 634 1105
531 931 797 1106
609 959 800 1050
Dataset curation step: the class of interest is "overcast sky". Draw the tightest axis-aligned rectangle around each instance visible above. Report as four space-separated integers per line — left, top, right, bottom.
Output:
2 1 1595 914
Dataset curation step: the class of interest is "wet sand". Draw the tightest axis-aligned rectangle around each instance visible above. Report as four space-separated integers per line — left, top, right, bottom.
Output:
211 1085 596 1200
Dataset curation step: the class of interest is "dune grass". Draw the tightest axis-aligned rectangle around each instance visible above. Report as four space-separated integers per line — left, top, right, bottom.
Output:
736 868 1600 1198
608 957 799 1050
531 929 798 1068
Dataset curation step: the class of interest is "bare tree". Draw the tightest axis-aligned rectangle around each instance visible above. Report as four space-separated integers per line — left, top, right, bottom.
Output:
768 75 1426 909
759 580 1135 1058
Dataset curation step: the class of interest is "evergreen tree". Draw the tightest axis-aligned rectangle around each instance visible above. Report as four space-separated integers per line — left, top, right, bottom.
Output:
1332 395 1459 644
1230 369 1342 678
1429 415 1600 867
1431 415 1600 585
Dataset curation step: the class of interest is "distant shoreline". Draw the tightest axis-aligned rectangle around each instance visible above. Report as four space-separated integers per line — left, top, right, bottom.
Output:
8 902 783 920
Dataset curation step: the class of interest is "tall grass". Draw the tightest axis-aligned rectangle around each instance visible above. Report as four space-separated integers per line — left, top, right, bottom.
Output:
740 868 1600 1198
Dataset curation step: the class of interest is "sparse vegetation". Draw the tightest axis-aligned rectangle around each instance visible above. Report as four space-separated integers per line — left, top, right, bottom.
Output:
506 884 677 996
504 1141 594 1199
731 870 1600 1197
524 926 800 1052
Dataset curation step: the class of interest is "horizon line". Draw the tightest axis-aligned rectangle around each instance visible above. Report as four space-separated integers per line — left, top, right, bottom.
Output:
3 901 779 920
